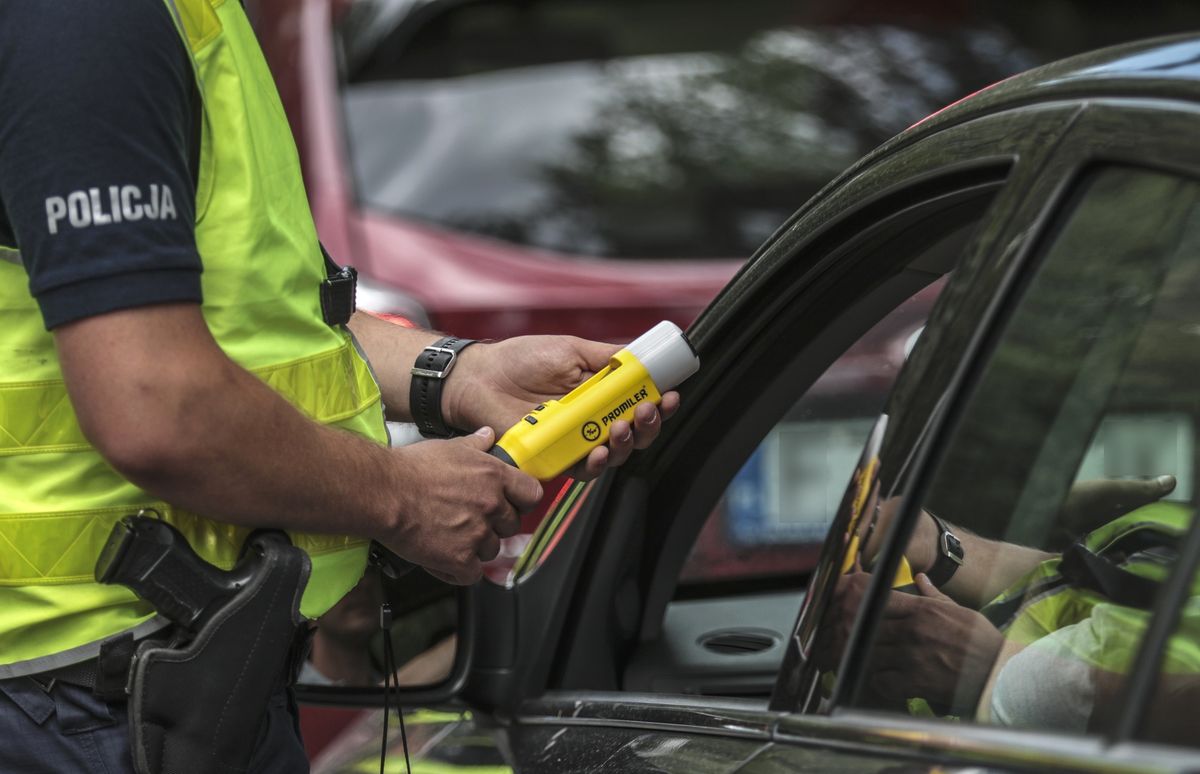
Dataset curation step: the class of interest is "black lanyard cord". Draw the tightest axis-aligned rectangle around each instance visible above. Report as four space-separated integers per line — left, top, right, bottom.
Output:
379 601 413 774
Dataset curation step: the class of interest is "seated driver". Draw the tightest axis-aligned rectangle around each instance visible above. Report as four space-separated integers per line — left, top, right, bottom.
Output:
815 474 1200 742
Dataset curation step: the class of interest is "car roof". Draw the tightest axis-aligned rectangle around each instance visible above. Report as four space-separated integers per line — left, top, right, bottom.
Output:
758 33 1200 264
914 33 1200 135
844 32 1197 175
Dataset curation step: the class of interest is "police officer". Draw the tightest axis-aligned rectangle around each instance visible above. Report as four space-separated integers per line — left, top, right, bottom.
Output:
0 1 676 771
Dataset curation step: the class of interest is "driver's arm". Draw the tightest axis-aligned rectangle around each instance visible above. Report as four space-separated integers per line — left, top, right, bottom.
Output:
869 499 1052 610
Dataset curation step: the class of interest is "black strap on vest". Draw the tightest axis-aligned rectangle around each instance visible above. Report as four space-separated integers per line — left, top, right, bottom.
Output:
318 243 357 326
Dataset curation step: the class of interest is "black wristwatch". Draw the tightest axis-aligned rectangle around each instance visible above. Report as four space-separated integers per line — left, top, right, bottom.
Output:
925 511 964 587
409 336 477 438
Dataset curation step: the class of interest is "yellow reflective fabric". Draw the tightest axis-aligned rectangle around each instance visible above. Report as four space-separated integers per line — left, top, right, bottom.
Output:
0 0 388 668
0 341 380 456
983 503 1195 675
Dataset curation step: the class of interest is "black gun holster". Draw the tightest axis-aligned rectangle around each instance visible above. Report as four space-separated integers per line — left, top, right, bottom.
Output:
98 520 313 774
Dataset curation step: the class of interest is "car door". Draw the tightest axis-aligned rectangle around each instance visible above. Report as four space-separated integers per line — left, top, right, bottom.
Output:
473 102 1088 772
761 99 1200 771
306 50 1200 774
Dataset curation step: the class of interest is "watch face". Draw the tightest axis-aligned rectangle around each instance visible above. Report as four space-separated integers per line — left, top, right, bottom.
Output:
943 532 965 565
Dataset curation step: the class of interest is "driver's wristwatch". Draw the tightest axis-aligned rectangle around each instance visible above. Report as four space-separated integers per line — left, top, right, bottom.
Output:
925 511 964 587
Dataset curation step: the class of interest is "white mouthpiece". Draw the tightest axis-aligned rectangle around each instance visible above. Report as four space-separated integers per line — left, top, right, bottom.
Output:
624 321 700 391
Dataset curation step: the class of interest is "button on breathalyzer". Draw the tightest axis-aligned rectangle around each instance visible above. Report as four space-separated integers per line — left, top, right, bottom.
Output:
489 321 700 480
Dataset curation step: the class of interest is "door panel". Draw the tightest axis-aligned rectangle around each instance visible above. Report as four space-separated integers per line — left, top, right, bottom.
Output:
735 742 946 774
511 695 775 774
624 591 801 696
508 725 766 774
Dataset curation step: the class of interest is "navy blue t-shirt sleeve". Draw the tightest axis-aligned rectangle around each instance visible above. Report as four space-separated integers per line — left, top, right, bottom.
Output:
0 0 203 330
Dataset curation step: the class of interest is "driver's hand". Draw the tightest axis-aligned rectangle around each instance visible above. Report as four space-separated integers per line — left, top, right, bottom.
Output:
1059 475 1176 535
864 573 1004 710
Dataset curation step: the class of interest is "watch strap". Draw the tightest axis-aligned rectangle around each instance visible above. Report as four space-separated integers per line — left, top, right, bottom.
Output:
410 336 477 438
925 511 964 587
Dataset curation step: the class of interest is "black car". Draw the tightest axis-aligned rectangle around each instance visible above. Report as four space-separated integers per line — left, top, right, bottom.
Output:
305 34 1200 773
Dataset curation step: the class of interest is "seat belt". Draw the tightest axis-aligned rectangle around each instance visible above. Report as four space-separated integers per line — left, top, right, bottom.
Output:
1059 526 1179 610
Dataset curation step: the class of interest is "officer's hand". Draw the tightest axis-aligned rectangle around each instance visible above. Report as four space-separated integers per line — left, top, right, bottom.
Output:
384 427 542 584
444 336 679 480
1059 475 1176 535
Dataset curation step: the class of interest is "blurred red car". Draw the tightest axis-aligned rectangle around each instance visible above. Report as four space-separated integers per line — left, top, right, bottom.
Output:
252 0 755 341
248 0 1043 342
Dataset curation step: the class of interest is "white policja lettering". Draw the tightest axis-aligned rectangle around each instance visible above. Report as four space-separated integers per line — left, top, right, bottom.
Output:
44 184 178 235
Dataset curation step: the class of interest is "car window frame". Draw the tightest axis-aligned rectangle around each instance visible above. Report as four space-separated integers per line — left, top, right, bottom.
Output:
812 100 1200 768
543 105 1095 709
767 104 1088 716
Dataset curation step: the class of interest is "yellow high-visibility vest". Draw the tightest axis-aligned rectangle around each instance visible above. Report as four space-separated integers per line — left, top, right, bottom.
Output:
982 502 1200 676
0 0 387 672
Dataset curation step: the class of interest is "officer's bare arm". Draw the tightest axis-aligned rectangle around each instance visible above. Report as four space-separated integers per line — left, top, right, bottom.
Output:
344 311 444 423
55 302 540 585
347 310 678 476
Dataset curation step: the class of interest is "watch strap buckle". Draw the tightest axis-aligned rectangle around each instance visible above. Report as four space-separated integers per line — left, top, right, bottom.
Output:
410 337 477 438
410 346 460 380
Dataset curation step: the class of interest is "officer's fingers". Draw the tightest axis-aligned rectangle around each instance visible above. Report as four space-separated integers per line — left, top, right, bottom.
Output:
501 468 543 512
450 557 483 586
477 531 501 563
489 501 521 539
570 337 621 374
427 567 460 586
605 419 636 467
658 391 681 421
461 426 496 451
630 403 661 450
571 445 610 481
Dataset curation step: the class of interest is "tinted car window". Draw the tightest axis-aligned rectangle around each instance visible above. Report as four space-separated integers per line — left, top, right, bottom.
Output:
844 167 1200 738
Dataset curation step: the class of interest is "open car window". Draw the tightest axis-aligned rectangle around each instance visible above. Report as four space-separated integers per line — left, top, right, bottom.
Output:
839 166 1200 743
678 280 943 590
620 158 1015 698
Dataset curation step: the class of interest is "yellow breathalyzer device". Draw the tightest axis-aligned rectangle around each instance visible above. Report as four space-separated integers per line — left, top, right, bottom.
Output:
489 321 700 480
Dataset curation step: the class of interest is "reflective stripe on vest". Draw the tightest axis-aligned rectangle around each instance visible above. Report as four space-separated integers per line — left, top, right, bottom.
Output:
0 0 387 668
